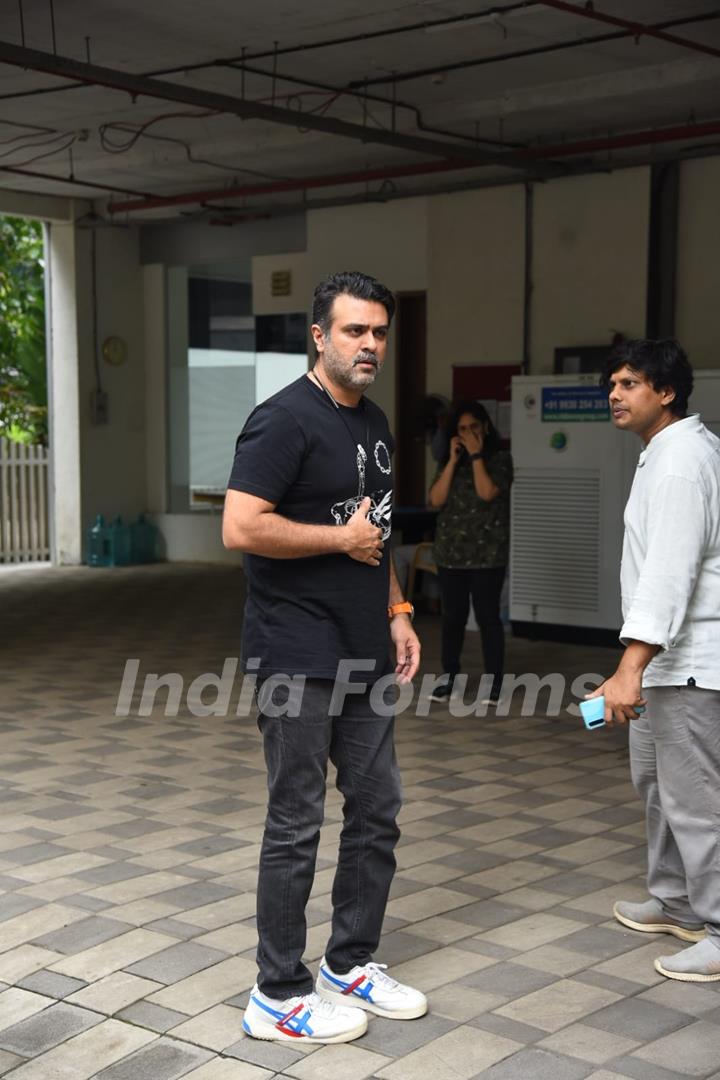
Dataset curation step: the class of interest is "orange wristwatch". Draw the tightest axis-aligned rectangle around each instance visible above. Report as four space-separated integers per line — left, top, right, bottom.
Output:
388 602 414 620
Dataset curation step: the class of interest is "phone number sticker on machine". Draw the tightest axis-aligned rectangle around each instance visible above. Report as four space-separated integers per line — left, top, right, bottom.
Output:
542 386 610 422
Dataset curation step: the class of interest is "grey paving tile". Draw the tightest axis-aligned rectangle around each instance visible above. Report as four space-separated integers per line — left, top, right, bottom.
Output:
471 1012 547 1045
359 1011 458 1055
0 873 31 890
540 873 624 898
629 1019 720 1077
117 1002 191 1033
191 797 251 815
461 963 559 1000
32 916 134 954
123 783 189 801
376 931 441 967
93 1037 213 1078
447 900 534 930
574 972 649 997
104 820 174 839
17 970 87 999
152 883 239 909
89 846 137 860
29 803 96 820
0 1001 100 1056
75 861 151 885
605 1058 698 1080
225 1037 306 1070
638 981 720 1016
126 942 229 983
145 919 205 941
0 895 44 923
61 893 115 911
560 928 636 960
172 836 241 857
1 842 73 866
474 1047 595 1079
584 998 691 1041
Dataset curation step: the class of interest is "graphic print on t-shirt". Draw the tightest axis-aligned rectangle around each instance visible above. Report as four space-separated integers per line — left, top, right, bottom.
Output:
330 440 393 540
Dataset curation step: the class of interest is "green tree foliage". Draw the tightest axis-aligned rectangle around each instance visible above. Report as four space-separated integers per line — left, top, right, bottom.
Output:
0 216 47 445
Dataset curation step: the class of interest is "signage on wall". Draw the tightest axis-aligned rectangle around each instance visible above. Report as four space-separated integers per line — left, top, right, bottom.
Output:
270 270 292 297
541 385 610 422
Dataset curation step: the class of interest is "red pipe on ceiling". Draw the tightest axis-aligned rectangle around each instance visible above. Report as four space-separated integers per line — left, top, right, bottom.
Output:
108 118 720 214
541 0 720 60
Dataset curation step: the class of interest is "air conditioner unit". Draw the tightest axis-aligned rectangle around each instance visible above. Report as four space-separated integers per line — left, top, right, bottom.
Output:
509 371 720 634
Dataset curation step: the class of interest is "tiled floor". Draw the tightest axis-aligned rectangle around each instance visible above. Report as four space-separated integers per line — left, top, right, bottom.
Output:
0 562 718 1079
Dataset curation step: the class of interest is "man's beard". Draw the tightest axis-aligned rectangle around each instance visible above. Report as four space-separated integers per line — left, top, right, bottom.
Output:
321 339 382 390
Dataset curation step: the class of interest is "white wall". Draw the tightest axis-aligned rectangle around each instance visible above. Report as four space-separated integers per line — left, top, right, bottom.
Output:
76 226 148 530
150 513 242 564
140 215 306 266
46 221 82 565
530 168 650 371
676 156 720 369
143 264 167 514
427 185 526 396
305 198 429 424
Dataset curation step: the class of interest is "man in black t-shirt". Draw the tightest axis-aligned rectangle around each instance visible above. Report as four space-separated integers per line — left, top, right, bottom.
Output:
224 271 426 1044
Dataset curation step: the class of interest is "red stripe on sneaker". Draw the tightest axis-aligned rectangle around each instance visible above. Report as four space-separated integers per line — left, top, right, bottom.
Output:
343 975 366 995
276 1003 306 1037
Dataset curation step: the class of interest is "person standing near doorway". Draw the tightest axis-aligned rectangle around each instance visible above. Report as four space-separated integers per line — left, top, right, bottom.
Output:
428 400 513 706
223 271 427 1044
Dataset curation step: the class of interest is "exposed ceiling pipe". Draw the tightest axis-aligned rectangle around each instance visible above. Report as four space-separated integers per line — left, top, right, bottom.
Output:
525 120 720 159
0 164 156 198
356 10 720 87
0 41 561 177
541 0 720 60
108 116 720 215
107 158 497 213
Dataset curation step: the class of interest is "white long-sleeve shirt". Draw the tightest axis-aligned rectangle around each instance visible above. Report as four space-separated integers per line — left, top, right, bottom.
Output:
620 413 720 689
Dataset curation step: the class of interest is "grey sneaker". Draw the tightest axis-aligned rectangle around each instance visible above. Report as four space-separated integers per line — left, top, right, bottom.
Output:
655 938 720 982
613 898 705 943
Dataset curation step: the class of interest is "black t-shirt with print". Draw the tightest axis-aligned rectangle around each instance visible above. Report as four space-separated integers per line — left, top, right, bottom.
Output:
227 375 394 679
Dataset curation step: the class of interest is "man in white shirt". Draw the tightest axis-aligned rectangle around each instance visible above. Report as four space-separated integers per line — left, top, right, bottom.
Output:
589 338 720 982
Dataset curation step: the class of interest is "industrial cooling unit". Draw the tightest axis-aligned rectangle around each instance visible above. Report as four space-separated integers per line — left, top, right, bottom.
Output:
509 371 720 637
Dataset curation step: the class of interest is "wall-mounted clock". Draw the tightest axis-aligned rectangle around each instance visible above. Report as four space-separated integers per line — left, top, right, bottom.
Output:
102 335 127 366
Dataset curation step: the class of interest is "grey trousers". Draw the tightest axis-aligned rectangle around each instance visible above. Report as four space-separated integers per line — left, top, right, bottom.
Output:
630 685 720 940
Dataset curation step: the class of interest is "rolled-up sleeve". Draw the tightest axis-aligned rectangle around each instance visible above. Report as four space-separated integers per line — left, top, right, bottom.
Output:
620 474 708 649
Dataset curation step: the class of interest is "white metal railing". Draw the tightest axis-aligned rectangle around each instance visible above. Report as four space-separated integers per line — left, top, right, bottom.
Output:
0 437 50 563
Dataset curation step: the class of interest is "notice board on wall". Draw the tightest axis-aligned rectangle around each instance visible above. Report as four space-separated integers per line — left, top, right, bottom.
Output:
452 364 521 443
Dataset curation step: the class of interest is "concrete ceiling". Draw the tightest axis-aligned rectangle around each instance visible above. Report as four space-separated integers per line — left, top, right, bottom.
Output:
1 0 720 221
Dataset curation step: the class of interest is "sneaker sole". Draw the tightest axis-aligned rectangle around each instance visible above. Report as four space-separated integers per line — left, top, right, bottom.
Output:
316 986 428 1020
654 958 720 982
613 904 705 943
242 1015 368 1043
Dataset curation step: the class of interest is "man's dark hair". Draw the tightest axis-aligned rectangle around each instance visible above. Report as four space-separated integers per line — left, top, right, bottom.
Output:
312 271 396 336
601 338 694 417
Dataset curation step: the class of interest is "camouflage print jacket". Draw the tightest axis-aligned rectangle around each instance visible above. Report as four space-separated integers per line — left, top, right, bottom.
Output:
432 450 513 569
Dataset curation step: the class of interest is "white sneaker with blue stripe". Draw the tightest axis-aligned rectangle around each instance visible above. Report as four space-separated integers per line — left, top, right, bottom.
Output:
243 985 367 1043
316 958 428 1019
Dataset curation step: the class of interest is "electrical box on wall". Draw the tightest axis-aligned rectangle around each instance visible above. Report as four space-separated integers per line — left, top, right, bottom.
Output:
509 371 720 637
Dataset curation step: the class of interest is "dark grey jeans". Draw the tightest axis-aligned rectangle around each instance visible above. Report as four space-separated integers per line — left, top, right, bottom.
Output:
255 678 403 1000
